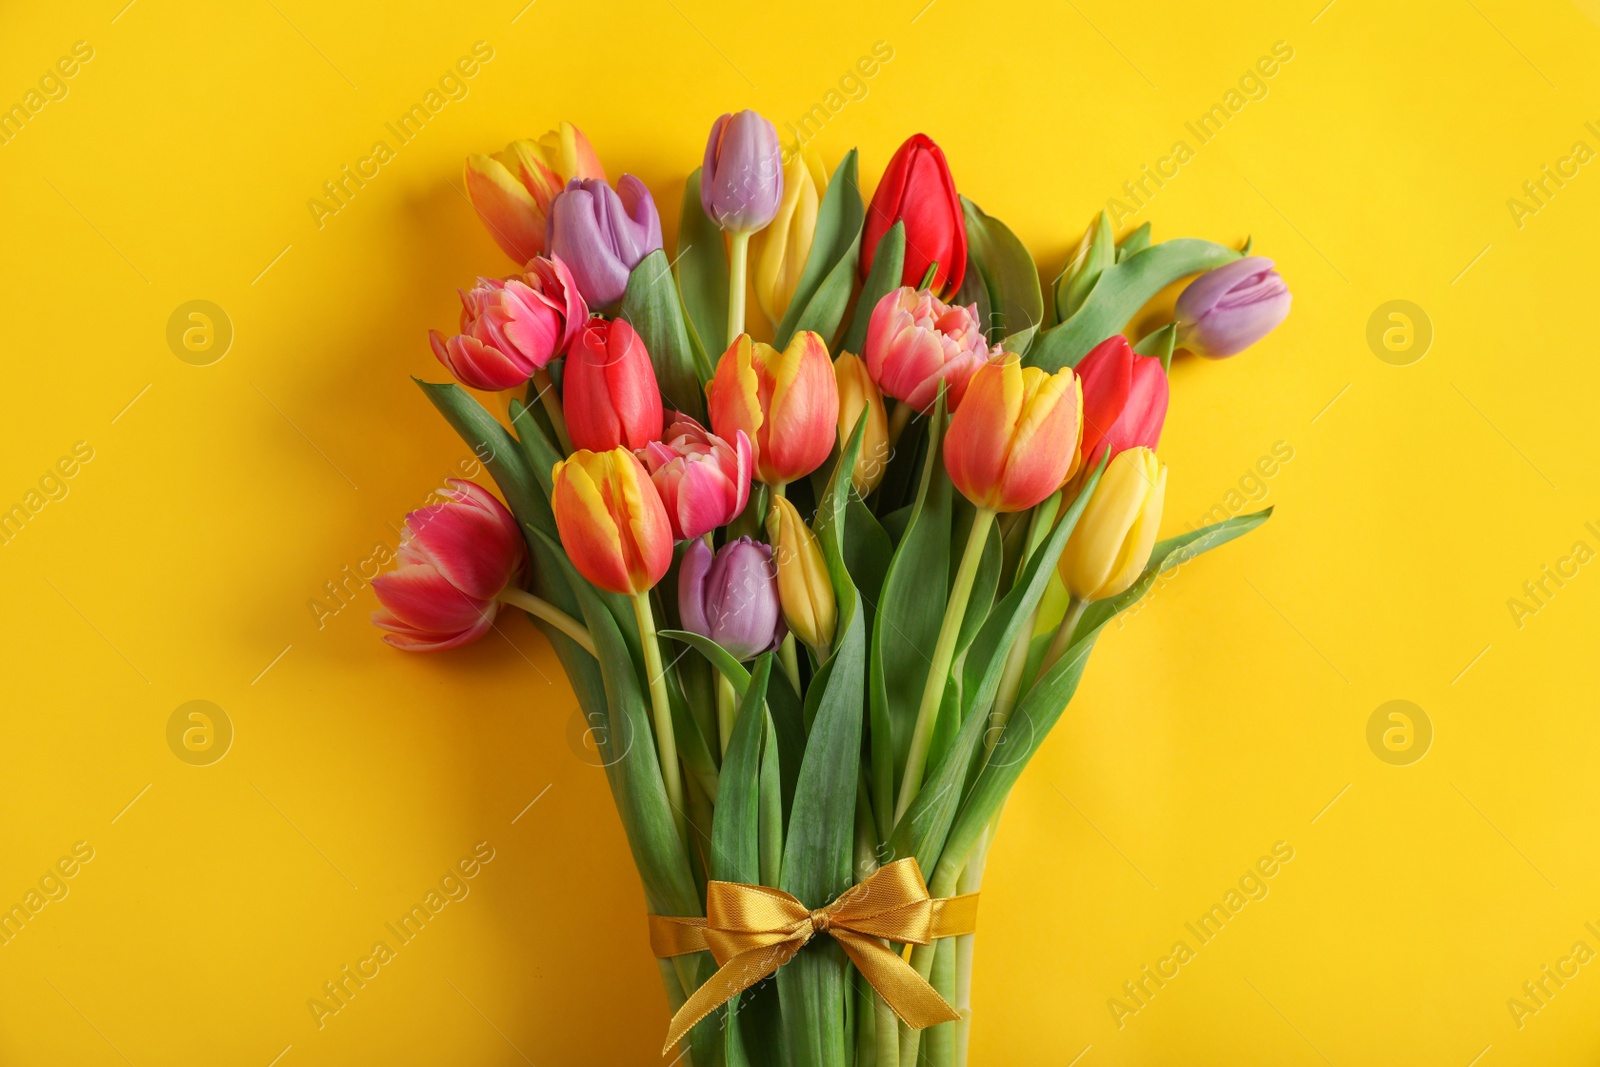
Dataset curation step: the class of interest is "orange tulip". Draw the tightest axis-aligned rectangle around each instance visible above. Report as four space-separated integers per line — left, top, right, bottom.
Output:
943 354 1082 514
550 448 673 595
464 123 606 265
707 331 839 487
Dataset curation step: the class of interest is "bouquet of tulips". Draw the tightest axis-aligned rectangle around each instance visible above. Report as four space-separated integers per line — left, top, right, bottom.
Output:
374 112 1290 1066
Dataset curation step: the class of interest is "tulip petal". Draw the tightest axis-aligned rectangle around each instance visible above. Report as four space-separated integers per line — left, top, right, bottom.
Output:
464 153 545 264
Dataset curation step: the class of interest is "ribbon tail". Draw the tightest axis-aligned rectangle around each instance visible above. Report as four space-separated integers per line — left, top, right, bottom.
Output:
832 930 961 1030
661 941 800 1054
649 914 709 958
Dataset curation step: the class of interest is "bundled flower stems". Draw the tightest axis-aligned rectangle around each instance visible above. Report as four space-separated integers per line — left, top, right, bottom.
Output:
375 113 1291 1066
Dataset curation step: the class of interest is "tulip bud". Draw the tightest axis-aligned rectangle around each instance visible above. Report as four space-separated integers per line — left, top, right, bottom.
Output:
701 110 785 235
707 332 839 487
1071 335 1168 476
861 133 967 295
1175 256 1291 358
678 537 785 661
546 176 663 307
464 123 605 265
372 479 527 651
754 147 827 325
765 495 836 651
564 319 665 453
551 448 674 595
944 354 1082 514
1057 446 1167 602
834 352 890 495
864 286 991 412
639 414 752 541
428 257 588 391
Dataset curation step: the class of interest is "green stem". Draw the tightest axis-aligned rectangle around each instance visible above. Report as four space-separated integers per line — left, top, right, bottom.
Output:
632 592 687 845
895 507 996 822
1037 597 1089 684
530 366 571 454
952 818 996 1067
727 231 751 349
716 672 738 758
886 401 913 448
496 587 596 657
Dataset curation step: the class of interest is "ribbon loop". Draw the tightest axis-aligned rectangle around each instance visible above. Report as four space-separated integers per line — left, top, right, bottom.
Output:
648 858 979 1053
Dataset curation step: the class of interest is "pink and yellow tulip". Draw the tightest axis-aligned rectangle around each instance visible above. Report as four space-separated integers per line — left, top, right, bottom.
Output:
707 332 839 487
551 448 674 596
944 354 1082 514
464 123 605 265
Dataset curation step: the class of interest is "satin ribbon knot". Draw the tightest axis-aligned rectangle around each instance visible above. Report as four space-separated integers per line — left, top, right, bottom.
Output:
648 858 979 1052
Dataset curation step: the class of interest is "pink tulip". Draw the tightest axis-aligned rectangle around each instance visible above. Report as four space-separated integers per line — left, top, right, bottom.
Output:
639 415 752 541
428 257 587 391
864 286 992 412
372 480 527 651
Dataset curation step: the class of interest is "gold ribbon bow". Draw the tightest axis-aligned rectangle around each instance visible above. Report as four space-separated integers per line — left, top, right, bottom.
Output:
648 858 979 1052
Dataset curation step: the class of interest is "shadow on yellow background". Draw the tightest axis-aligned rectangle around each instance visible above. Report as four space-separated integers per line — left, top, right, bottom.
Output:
2 0 1598 1063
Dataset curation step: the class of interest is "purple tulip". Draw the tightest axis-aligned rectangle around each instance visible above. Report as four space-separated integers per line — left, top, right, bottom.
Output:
1174 256 1291 358
700 111 783 234
678 537 785 661
545 175 663 308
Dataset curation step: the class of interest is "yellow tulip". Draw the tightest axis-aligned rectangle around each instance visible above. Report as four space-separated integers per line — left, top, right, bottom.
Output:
765 495 837 651
833 352 890 495
1057 447 1167 602
753 146 827 325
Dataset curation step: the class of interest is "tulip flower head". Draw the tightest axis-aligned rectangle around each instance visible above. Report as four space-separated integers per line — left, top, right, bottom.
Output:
1175 256 1291 359
464 123 606 265
765 495 836 652
428 257 588 392
701 110 784 235
564 318 665 452
1058 446 1167 602
865 286 992 413
546 175 663 307
834 351 890 495
944 354 1083 514
861 133 967 295
551 448 674 596
707 332 840 487
755 147 826 325
639 414 752 542
372 479 528 651
678 537 785 661
1070 335 1168 476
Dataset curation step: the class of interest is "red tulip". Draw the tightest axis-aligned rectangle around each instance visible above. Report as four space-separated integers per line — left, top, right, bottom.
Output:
860 133 967 296
1072 335 1168 475
563 318 664 452
371 480 527 651
639 414 752 541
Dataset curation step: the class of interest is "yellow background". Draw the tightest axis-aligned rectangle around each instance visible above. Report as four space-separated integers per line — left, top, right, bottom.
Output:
3 0 1598 1063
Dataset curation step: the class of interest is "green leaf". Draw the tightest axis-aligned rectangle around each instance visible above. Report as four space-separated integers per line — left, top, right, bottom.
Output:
952 507 1003 659
961 197 1044 355
712 655 774 885
777 421 867 1067
774 150 864 349
1056 211 1114 323
1027 238 1243 372
622 249 712 420
660 629 752 692
1116 221 1152 262
838 220 904 356
759 708 784 887
869 390 950 827
935 508 1273 885
417 379 549 540
1134 321 1178 374
842 497 892 616
678 167 729 362
885 457 1106 878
